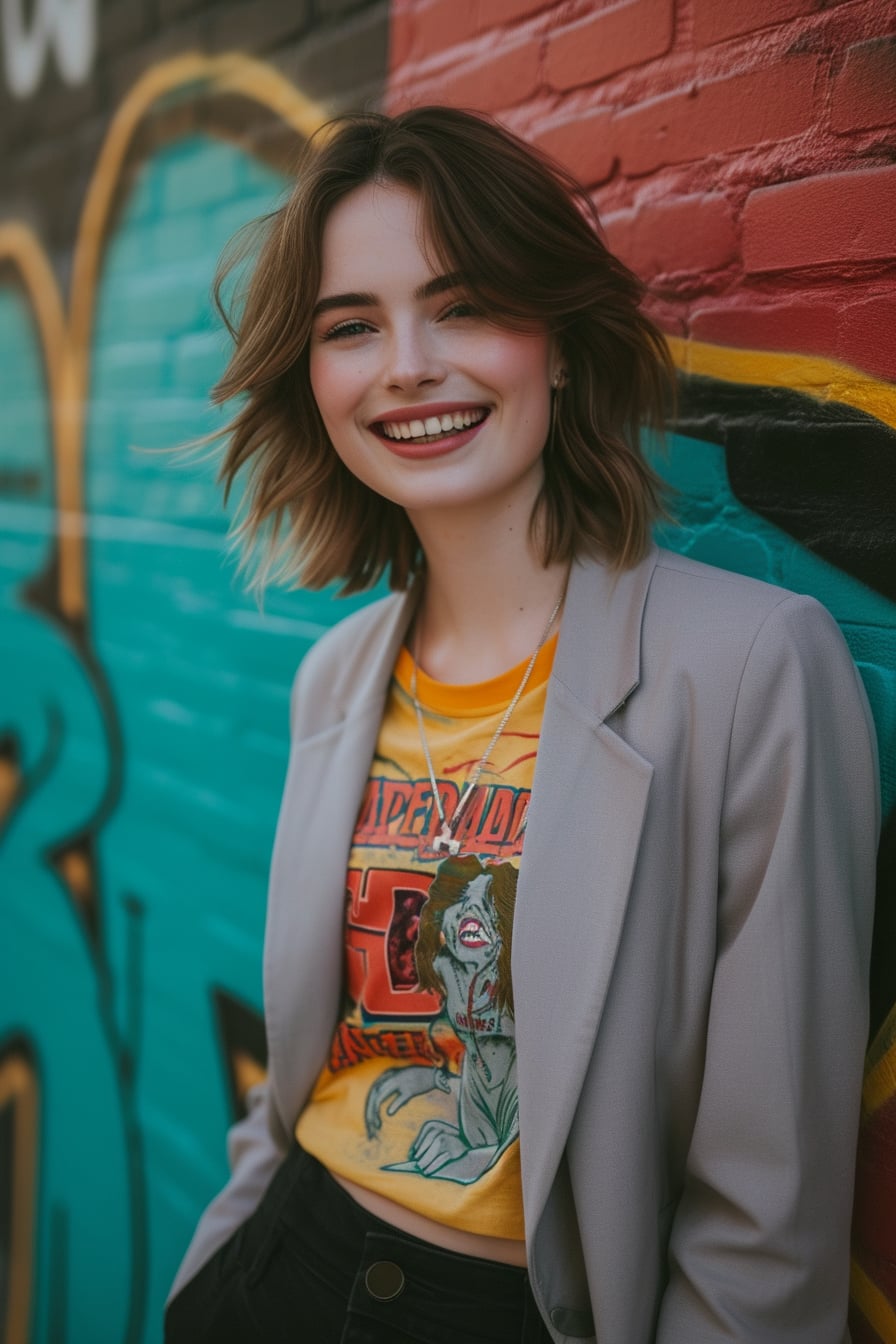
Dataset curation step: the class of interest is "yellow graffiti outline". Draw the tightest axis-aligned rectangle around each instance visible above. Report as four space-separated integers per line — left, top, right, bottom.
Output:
863 1002 896 1118
0 52 327 621
0 56 894 621
0 42 893 1339
667 336 896 432
851 1258 896 1343
0 1051 39 1344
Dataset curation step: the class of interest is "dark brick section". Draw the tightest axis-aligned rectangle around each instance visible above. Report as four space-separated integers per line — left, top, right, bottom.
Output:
675 375 896 602
277 0 390 113
0 0 387 272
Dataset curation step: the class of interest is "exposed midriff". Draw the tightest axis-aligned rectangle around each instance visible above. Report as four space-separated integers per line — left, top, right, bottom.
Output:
331 1171 529 1266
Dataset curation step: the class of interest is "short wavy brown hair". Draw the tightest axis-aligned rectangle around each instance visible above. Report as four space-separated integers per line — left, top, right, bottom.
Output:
214 106 672 592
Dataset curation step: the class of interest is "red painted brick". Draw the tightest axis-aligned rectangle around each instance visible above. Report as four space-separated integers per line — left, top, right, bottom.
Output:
411 0 478 54
533 109 616 186
831 36 896 134
839 290 896 383
388 8 415 72
397 35 542 112
742 166 896 273
475 0 552 26
853 1094 896 1268
690 297 843 355
545 0 674 93
690 285 896 382
603 194 738 276
612 57 819 174
694 0 822 48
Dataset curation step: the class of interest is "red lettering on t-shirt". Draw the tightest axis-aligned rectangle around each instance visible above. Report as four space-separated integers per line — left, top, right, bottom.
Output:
345 868 441 1018
329 1022 440 1072
478 787 515 849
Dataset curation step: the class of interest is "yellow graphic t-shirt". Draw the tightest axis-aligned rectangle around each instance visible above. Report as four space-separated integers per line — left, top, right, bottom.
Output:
295 635 556 1240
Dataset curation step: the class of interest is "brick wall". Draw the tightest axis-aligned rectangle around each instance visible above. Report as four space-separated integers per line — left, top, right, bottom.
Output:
0 7 388 1343
389 5 896 1340
0 0 388 263
1 3 894 1342
389 0 896 381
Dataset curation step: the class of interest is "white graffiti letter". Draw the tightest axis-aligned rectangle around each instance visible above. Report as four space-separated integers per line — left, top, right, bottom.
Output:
2 0 96 99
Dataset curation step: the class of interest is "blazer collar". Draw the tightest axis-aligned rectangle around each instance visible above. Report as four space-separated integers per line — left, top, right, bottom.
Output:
271 546 659 1222
512 546 658 1242
552 544 658 723
330 544 659 729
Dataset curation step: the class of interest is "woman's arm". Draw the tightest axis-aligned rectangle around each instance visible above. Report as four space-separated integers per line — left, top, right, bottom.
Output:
167 651 322 1303
166 1078 289 1301
656 595 879 1343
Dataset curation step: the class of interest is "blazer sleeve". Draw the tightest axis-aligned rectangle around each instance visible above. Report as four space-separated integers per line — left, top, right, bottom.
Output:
166 1078 290 1301
166 658 315 1304
655 594 879 1344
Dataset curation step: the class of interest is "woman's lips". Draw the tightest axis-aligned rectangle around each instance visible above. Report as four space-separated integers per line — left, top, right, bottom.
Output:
370 407 490 460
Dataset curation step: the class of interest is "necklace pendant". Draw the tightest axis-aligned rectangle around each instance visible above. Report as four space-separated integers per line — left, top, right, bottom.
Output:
433 823 461 857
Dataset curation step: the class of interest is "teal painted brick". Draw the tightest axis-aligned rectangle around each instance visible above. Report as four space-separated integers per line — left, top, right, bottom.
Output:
160 140 242 214
149 210 212 265
676 518 782 581
127 394 221 428
83 402 126 459
856 659 896 814
169 330 230 392
101 223 159 279
120 160 159 224
106 267 214 339
0 409 51 465
209 195 281 251
90 339 170 397
237 152 287 198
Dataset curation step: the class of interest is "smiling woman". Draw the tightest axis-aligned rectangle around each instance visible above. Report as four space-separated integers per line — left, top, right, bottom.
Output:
165 109 879 1344
308 180 557 529
211 107 669 601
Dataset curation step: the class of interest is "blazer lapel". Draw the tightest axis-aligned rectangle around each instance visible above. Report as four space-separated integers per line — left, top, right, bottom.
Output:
264 587 418 1125
513 550 657 1238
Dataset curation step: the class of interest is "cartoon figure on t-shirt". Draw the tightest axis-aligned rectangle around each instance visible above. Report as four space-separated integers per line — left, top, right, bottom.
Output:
364 855 518 1184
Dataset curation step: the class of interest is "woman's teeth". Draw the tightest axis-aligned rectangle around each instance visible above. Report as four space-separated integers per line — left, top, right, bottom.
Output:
379 409 487 442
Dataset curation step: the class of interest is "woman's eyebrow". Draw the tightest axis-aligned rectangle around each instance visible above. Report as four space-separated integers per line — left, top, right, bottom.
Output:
312 290 375 318
417 271 466 300
312 272 467 319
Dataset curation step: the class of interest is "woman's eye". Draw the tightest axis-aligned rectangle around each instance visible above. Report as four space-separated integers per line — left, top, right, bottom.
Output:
439 300 480 321
321 318 374 341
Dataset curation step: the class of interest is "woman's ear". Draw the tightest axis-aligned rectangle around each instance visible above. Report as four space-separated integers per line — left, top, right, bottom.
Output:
548 335 568 390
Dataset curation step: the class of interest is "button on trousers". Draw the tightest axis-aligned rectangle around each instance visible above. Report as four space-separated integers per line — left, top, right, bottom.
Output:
164 1141 554 1344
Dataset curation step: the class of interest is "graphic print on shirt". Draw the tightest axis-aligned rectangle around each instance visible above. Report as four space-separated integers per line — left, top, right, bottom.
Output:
296 643 554 1233
362 854 518 1184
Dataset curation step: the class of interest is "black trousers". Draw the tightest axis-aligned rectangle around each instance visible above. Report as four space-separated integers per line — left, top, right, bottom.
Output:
165 1142 554 1344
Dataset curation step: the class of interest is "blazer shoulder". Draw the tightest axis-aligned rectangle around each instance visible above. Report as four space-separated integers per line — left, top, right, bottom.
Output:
644 547 854 681
289 590 408 732
652 547 799 620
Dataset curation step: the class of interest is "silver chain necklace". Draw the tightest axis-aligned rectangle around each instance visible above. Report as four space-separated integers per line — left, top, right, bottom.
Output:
410 589 565 857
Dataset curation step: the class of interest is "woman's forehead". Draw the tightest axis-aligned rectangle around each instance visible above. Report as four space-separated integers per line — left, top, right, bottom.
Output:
317 180 444 291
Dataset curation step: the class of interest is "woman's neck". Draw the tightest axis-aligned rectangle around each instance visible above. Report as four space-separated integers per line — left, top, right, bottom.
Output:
409 504 569 685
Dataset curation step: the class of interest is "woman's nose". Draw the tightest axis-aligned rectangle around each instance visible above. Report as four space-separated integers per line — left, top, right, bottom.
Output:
383 323 446 391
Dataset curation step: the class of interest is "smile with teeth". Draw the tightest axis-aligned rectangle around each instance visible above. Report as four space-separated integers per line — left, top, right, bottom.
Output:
376 408 488 443
458 917 490 949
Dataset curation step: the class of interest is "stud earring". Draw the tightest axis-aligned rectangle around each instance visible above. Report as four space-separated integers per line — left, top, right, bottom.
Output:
551 369 568 390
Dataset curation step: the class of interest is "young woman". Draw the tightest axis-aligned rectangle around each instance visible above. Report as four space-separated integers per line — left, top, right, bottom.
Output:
165 108 879 1344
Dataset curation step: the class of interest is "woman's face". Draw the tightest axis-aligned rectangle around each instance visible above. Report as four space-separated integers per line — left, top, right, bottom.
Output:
308 180 557 524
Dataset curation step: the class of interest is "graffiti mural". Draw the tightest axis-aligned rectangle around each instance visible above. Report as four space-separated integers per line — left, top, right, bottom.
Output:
396 2 896 1332
0 0 894 1340
0 18 389 1342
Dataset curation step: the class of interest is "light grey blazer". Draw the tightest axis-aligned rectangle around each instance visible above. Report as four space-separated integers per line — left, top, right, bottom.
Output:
170 546 879 1344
